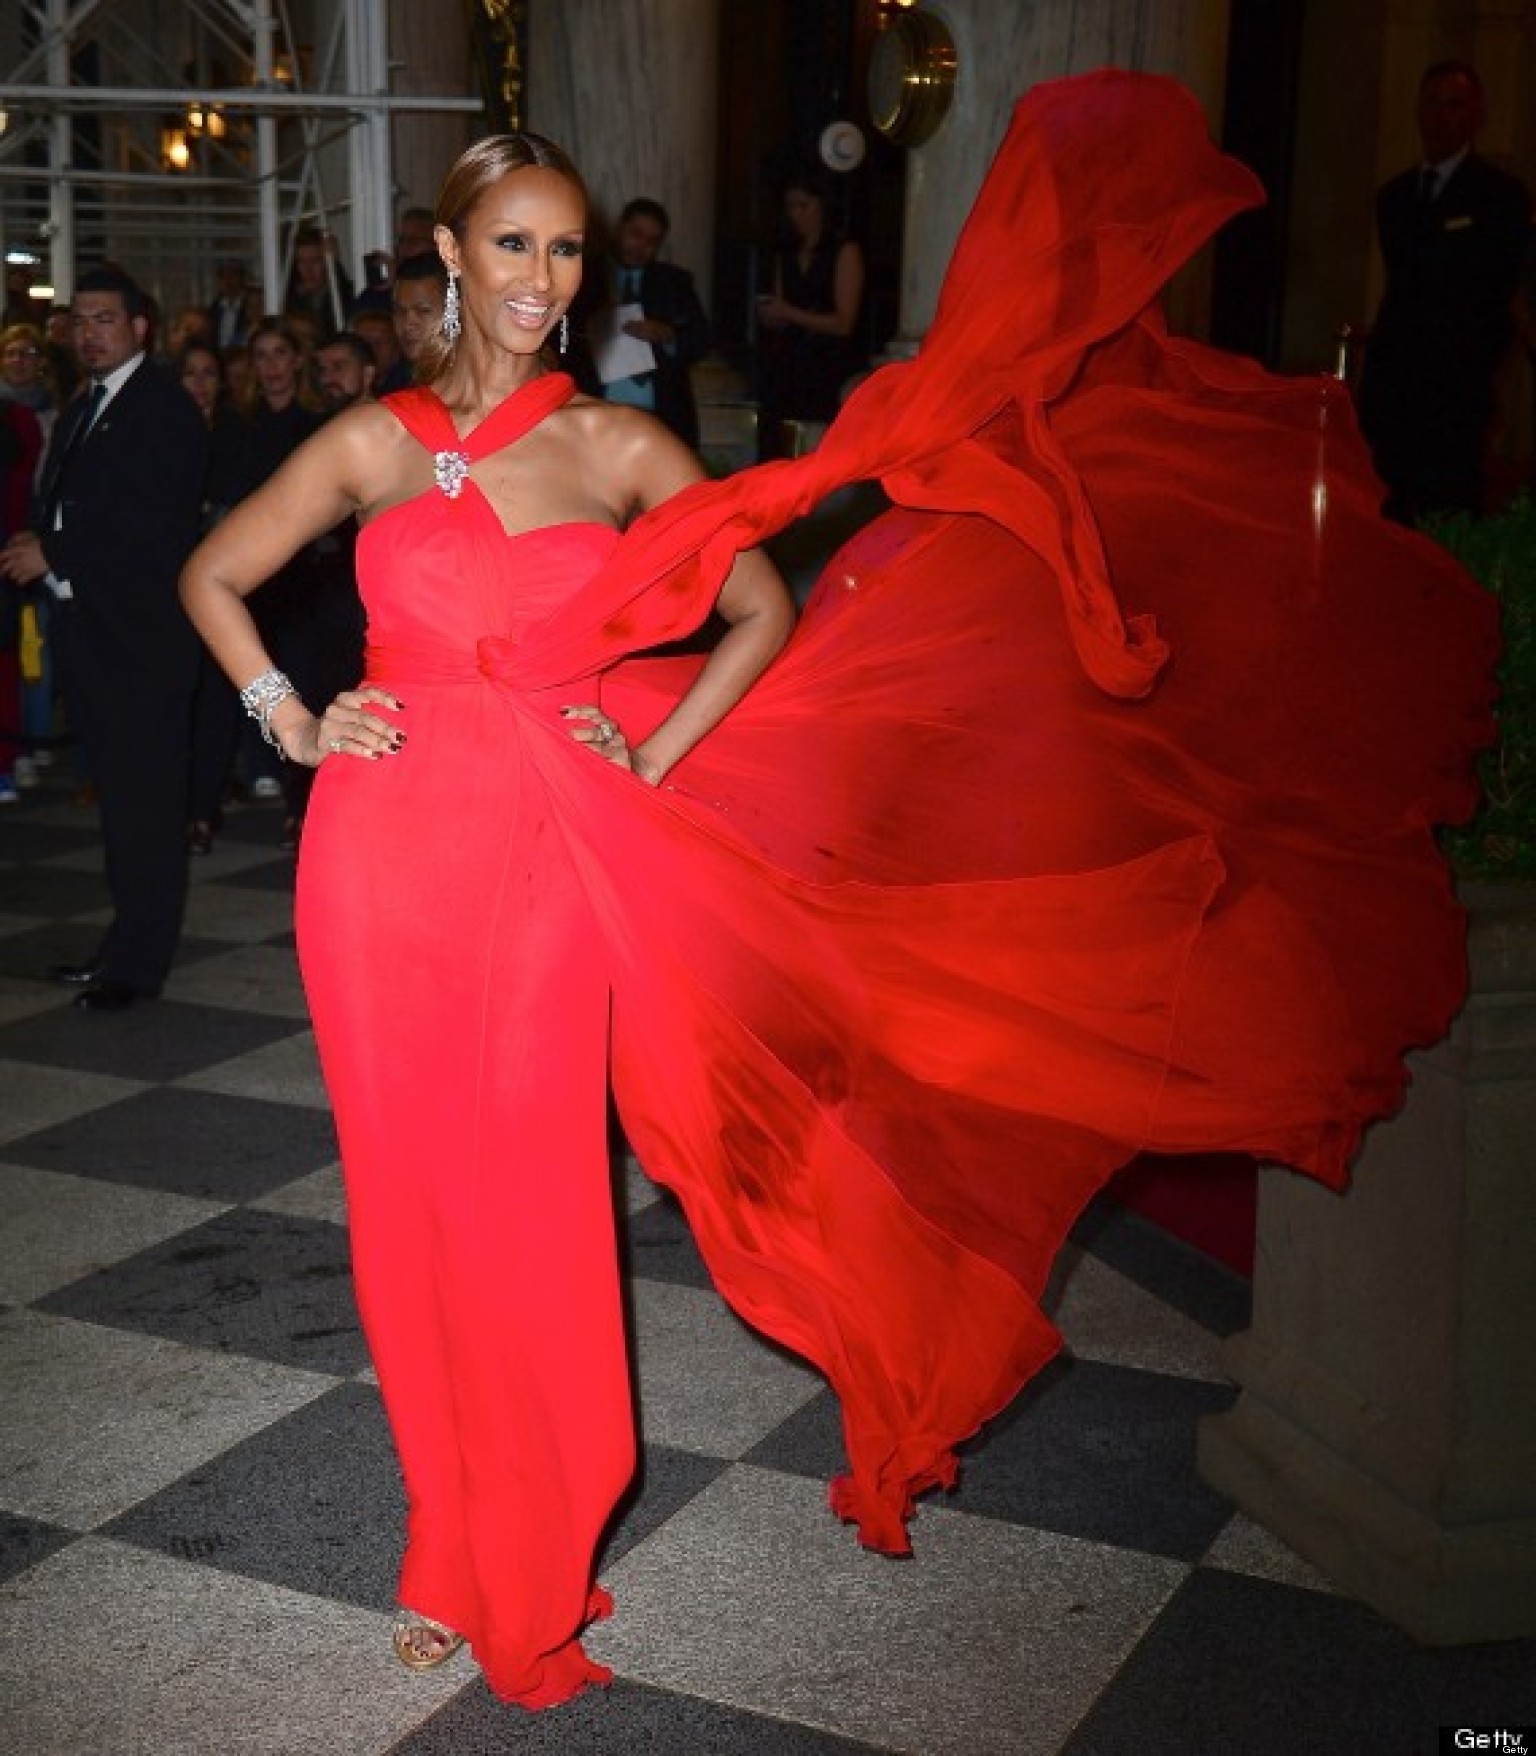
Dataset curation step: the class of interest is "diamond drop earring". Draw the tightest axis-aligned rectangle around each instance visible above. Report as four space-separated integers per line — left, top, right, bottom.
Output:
442 271 462 343
558 314 569 355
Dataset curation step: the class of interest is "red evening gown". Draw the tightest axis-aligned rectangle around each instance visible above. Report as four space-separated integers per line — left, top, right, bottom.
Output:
296 71 1498 1706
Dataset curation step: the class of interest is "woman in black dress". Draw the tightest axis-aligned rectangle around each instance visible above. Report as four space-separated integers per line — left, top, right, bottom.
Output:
756 169 865 457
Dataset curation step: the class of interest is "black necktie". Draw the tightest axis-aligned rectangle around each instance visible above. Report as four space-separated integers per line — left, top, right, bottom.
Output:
621 268 641 303
1419 165 1439 205
44 380 106 522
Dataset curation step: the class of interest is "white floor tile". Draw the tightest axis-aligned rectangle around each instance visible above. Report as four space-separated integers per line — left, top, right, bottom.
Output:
0 1165 228 1303
253 1162 348 1227
165 946 311 1019
0 1537 461 1756
1045 1245 1228 1383
630 1279 822 1458
0 1059 149 1146
594 1463 1188 1756
0 1309 337 1528
180 884 296 945
177 1030 329 1110
1200 1509 1341 1595
623 1151 663 1214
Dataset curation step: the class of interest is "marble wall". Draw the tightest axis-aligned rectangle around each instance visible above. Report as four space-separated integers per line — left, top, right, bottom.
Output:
896 0 1231 343
526 0 719 304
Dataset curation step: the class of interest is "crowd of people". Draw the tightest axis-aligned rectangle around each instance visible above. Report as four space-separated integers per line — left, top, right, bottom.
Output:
0 219 449 831
0 180 746 1011
0 182 737 837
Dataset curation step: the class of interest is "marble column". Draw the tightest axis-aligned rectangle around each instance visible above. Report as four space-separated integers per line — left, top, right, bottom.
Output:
525 0 719 308
1198 888 1536 1644
893 0 1231 350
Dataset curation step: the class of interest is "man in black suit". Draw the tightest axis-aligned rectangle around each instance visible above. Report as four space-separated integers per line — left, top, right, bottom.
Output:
1358 61 1531 523
207 257 255 348
591 198 710 447
376 251 448 395
0 267 208 1009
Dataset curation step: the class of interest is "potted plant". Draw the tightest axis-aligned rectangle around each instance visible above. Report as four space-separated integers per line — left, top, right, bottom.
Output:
1432 493 1536 881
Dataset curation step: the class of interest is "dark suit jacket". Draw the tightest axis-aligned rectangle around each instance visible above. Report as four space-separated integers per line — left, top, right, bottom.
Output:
206 294 252 348
1363 151 1531 417
574 258 710 447
38 357 209 692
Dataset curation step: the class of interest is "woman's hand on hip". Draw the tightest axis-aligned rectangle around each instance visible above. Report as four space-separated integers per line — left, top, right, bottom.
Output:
281 687 407 768
562 704 638 776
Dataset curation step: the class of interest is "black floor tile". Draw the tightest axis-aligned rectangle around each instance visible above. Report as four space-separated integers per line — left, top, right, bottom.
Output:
600 1441 732 1568
742 1388 844 1481
396 1675 889 1754
0 1510 77 1586
0 820 100 865
105 1390 732 1630
0 927 253 991
947 1357 1237 1560
1061 1567 1536 1756
1072 1198 1251 1337
747 1360 1237 1564
213 858 297 892
0 866 109 926
0 921 110 980
39 1205 367 1374
213 805 289 847
104 1381 402 1611
4 1086 336 1199
620 1192 715 1291
0 997 308 1081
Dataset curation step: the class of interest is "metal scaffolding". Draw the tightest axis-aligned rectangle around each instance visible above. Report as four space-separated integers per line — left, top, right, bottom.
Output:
0 0 482 318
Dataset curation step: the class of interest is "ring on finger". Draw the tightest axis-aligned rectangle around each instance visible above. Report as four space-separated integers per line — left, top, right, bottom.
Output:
329 737 345 754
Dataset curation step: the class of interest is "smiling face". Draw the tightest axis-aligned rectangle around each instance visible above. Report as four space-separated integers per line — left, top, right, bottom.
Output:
1 332 43 389
437 165 585 359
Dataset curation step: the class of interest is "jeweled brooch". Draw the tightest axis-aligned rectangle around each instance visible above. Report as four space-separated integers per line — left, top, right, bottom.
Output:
433 449 471 499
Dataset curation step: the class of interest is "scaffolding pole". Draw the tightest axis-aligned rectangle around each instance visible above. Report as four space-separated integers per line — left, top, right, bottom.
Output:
45 0 76 302
1 0 482 310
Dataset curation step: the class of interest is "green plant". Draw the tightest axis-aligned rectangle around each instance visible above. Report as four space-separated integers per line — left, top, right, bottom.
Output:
1431 493 1536 881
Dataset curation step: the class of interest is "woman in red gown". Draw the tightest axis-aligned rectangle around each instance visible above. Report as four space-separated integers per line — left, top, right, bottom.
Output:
182 72 1497 1710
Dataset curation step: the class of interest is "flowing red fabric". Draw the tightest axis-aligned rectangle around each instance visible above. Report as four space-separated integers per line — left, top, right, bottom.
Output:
298 70 1497 1705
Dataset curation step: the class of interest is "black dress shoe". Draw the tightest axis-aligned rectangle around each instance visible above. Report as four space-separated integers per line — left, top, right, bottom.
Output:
73 980 141 1012
50 961 105 986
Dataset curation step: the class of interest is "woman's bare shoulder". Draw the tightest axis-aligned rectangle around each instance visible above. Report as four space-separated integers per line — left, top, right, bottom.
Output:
563 392 652 439
289 399 425 512
561 394 696 468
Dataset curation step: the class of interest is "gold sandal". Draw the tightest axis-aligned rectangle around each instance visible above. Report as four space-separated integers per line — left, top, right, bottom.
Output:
392 1609 465 1671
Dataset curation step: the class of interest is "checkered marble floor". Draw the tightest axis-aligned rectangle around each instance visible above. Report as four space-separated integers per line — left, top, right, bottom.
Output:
2 770 1532 1755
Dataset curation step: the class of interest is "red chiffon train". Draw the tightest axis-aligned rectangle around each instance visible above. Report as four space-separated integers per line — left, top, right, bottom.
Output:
296 70 1497 1704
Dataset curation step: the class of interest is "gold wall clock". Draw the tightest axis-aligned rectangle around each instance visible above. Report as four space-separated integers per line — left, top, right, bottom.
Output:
867 9 958 148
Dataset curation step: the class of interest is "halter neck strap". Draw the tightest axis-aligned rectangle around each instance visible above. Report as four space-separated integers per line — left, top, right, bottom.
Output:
382 373 576 462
